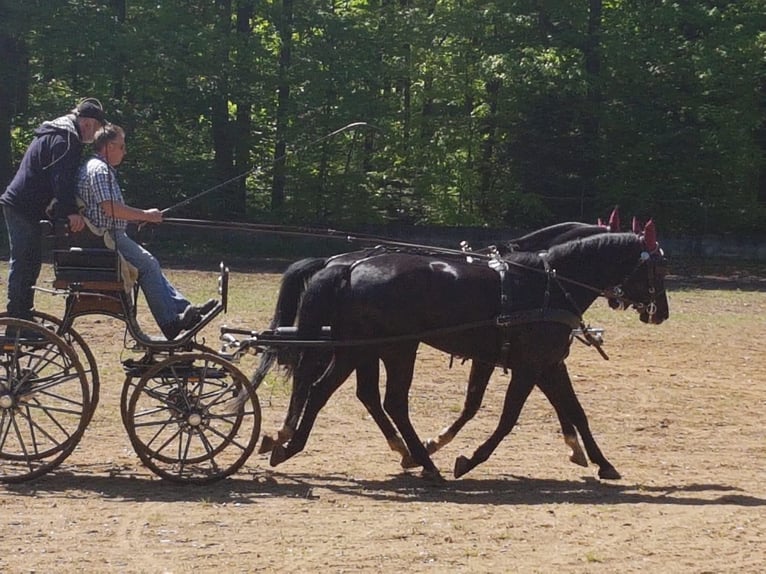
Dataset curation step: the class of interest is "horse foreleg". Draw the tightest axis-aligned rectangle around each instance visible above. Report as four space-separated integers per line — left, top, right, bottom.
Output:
564 434 588 468
538 363 621 480
381 344 445 482
454 370 535 479
423 360 494 456
354 358 411 464
270 354 356 466
534 376 588 468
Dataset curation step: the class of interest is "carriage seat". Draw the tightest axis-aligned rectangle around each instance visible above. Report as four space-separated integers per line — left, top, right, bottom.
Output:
43 219 123 290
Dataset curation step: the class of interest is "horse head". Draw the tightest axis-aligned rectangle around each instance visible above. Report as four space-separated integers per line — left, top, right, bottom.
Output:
607 219 669 324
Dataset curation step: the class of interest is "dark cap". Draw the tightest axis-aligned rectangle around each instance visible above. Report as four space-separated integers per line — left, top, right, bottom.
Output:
75 98 106 124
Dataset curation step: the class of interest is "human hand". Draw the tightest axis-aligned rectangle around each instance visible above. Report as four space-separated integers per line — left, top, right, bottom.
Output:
68 213 85 232
143 208 163 224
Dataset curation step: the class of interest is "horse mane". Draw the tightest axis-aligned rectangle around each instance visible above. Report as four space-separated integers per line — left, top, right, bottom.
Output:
545 231 641 264
504 222 604 253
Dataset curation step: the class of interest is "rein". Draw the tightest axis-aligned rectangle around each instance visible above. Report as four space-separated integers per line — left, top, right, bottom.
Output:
161 217 657 328
162 217 504 260
162 219 613 290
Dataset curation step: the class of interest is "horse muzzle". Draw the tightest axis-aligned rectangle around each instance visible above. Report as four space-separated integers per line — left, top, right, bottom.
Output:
636 298 669 324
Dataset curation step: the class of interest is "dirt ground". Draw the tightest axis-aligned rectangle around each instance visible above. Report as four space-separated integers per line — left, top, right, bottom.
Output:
1 264 765 573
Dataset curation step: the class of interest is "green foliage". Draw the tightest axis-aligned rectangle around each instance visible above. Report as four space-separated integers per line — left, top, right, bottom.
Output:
2 0 764 234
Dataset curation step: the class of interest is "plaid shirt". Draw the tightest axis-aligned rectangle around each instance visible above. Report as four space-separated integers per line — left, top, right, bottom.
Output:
76 154 128 230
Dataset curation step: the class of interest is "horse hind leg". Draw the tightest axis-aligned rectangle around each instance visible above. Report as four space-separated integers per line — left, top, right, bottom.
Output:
270 354 357 466
354 358 411 465
259 348 332 454
381 344 445 482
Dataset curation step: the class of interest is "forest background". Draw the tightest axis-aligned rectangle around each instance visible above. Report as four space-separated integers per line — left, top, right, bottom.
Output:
1 0 765 243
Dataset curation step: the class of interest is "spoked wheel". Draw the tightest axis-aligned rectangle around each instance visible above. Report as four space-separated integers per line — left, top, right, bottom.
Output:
123 352 261 484
119 343 218 428
1 311 100 425
0 318 89 483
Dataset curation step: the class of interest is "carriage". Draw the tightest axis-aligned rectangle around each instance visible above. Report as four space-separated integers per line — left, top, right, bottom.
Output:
0 220 262 484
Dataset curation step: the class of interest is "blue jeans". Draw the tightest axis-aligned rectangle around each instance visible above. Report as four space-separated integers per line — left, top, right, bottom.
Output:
110 229 190 328
2 205 41 320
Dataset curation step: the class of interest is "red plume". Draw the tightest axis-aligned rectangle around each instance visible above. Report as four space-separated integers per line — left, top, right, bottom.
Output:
608 207 620 232
632 216 641 234
643 219 657 252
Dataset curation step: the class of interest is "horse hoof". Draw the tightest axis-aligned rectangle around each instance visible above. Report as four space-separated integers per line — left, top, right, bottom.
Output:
270 445 287 467
259 435 277 454
569 451 588 468
453 455 470 478
400 454 420 470
598 466 622 480
420 468 446 483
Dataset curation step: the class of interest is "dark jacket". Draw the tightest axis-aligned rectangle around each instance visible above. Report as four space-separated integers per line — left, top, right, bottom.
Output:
0 114 85 222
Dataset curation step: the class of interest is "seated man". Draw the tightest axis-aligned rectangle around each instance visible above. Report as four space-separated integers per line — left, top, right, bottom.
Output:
76 124 216 339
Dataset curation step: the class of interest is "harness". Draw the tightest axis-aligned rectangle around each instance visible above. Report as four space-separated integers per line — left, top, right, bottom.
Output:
487 243 665 362
487 248 606 365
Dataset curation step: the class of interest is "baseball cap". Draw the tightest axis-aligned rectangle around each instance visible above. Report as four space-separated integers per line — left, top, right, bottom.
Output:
75 98 106 125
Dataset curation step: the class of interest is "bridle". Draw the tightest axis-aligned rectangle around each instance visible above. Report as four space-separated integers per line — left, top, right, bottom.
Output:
534 241 666 322
604 247 667 320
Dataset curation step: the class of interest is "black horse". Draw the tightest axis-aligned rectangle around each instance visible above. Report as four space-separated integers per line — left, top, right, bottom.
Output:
262 225 668 480
255 221 613 473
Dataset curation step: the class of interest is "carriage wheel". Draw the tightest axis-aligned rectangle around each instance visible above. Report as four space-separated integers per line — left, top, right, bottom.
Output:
1 311 100 425
0 318 89 483
123 352 260 484
119 343 219 429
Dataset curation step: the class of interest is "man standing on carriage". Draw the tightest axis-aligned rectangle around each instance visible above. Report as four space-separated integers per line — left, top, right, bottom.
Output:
76 123 216 340
1 98 106 337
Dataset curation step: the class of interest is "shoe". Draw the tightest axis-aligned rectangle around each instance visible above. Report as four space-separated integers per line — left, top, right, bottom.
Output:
160 305 202 340
193 298 218 317
160 320 182 340
179 304 202 329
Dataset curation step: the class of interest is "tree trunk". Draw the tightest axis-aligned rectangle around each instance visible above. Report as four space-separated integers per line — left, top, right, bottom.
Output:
0 29 28 188
111 0 126 100
582 0 603 217
477 78 499 215
272 0 293 210
230 0 254 216
211 0 234 216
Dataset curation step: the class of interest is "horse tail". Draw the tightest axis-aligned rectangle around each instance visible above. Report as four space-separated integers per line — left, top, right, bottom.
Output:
250 257 328 390
271 257 329 329
284 264 350 418
296 264 350 339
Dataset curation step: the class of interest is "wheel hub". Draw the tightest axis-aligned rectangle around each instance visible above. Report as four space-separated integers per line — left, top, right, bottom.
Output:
187 412 203 427
0 392 14 409
0 392 16 409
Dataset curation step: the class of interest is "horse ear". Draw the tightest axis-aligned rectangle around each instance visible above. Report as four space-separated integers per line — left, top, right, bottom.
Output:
632 216 641 234
597 217 604 227
608 207 620 232
643 219 657 252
